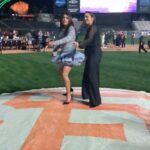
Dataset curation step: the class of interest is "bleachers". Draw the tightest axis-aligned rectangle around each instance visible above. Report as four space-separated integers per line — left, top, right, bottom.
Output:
0 19 58 31
95 13 132 31
0 21 9 28
132 21 150 30
0 19 31 29
0 15 133 32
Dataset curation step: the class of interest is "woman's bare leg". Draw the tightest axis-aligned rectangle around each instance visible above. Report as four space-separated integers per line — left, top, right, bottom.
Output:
62 65 72 102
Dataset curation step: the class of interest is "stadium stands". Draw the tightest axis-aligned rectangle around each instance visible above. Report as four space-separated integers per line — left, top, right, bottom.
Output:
132 21 150 30
0 19 58 31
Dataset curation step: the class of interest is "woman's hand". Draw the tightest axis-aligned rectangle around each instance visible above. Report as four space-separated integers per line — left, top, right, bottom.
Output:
52 51 57 57
48 41 54 48
73 41 79 49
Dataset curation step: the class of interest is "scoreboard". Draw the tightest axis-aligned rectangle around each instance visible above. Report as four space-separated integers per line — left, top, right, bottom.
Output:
67 0 80 13
54 0 150 14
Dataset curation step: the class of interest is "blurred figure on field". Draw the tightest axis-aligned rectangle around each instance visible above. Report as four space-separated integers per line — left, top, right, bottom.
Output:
101 32 105 48
121 32 126 48
104 32 108 46
37 30 44 51
0 28 2 51
43 31 50 51
147 39 150 49
131 32 135 45
113 31 117 45
116 32 122 47
138 32 148 53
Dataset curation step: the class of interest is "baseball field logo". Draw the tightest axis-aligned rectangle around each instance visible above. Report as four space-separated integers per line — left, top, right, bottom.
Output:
0 88 150 150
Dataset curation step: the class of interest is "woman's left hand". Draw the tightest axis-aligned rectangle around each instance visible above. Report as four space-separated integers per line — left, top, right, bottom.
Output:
52 51 57 57
48 41 54 47
73 41 79 48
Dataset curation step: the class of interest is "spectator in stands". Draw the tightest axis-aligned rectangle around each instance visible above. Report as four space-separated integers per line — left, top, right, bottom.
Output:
139 32 148 54
104 32 109 46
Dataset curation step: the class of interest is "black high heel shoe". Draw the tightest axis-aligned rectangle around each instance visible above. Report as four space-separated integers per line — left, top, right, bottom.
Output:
63 101 70 105
63 97 72 105
62 88 74 96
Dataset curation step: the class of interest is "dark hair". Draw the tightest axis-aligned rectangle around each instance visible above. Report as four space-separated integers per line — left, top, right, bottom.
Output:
84 11 96 25
60 12 74 29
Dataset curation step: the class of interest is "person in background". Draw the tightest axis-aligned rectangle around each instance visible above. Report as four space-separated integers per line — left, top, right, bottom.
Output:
148 40 150 49
121 32 126 48
104 32 109 47
37 30 44 51
26 32 33 50
116 32 122 47
131 32 135 45
43 31 49 52
139 32 148 54
101 32 105 48
113 31 117 46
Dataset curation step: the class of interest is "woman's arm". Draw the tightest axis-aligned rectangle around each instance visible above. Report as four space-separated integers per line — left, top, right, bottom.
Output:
53 26 76 46
79 25 97 49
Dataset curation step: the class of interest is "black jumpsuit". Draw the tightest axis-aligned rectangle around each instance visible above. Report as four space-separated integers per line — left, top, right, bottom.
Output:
79 25 102 107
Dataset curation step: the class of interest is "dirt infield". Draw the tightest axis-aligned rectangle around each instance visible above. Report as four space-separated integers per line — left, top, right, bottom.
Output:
1 44 149 54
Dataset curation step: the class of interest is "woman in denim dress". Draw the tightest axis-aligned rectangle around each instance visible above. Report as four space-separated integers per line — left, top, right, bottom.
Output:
49 13 85 104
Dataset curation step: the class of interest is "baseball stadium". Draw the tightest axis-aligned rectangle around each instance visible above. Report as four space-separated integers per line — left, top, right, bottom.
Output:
0 0 150 150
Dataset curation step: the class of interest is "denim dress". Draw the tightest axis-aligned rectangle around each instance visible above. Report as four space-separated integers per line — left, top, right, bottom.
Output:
52 26 85 66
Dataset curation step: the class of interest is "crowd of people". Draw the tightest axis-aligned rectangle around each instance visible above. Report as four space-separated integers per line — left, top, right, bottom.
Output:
0 29 56 51
1 27 150 53
101 30 150 51
101 31 127 48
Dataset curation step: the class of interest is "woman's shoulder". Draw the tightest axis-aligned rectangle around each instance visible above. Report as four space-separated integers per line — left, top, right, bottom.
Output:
88 24 97 31
92 25 98 31
68 25 75 31
88 25 98 34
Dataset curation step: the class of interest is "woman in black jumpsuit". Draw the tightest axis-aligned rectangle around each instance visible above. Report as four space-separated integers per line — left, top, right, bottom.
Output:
75 12 102 107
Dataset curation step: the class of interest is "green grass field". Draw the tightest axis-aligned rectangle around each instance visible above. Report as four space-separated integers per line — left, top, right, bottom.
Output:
0 51 150 94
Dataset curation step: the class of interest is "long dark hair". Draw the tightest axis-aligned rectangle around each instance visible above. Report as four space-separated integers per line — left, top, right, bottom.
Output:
60 12 74 29
85 11 96 25
59 12 74 36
